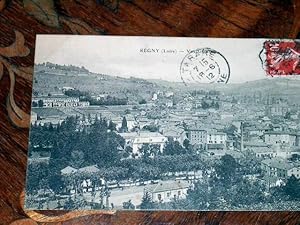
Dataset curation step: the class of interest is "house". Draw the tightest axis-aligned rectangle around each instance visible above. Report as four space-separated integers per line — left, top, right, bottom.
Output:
78 165 100 174
186 126 227 149
165 91 174 98
162 128 186 145
266 103 290 117
261 157 300 179
77 101 90 107
152 93 158 101
207 130 227 147
186 126 207 147
206 150 243 161
32 108 67 126
244 140 271 149
62 86 75 92
250 147 277 159
145 180 190 203
61 165 105 193
220 113 234 120
264 131 297 147
119 131 168 155
61 166 78 175
32 95 90 108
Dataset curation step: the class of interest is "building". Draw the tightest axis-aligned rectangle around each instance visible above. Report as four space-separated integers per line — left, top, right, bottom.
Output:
145 180 190 203
162 128 186 145
61 166 78 175
186 127 207 147
119 131 168 155
266 103 290 117
207 130 227 146
250 147 277 159
261 157 300 179
264 131 297 147
32 95 89 108
31 108 67 126
60 165 106 193
186 126 227 150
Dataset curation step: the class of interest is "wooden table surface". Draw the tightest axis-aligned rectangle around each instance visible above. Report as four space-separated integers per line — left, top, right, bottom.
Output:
0 0 300 224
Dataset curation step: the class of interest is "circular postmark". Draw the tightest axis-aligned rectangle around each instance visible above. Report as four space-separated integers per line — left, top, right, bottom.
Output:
180 48 230 84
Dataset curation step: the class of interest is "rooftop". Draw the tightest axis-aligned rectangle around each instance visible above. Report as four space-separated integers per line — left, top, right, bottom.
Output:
61 166 78 175
78 165 100 173
264 131 296 135
119 131 166 139
32 108 66 118
249 147 275 153
147 180 190 193
261 157 300 170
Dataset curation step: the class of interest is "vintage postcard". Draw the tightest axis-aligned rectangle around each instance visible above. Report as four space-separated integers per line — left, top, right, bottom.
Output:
25 35 300 210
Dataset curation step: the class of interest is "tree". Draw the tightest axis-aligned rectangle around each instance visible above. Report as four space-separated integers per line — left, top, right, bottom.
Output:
139 99 147 104
120 116 128 132
285 175 300 200
32 101 38 107
140 191 155 209
186 181 210 210
215 154 239 186
64 197 75 209
122 200 135 209
70 150 85 169
139 144 161 159
108 120 117 131
142 124 159 132
48 170 64 194
38 99 44 107
26 162 49 195
284 111 291 120
214 102 220 109
183 139 190 151
230 179 265 207
201 100 209 109
164 140 186 155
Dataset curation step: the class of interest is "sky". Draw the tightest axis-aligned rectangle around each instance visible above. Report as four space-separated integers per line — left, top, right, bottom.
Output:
35 35 276 83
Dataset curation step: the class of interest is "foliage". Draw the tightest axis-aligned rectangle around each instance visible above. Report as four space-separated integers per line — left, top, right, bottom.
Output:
142 124 159 132
138 144 161 159
215 154 239 186
122 200 135 209
140 191 154 209
119 116 128 132
64 89 88 97
200 100 220 109
185 176 267 210
26 162 49 194
164 140 187 155
183 139 190 151
139 99 147 104
284 175 300 200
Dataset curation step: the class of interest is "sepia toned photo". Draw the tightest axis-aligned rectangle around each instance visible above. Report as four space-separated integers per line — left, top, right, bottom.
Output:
25 35 300 211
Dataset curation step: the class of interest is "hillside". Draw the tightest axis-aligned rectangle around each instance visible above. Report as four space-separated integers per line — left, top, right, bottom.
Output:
33 64 165 103
33 63 300 104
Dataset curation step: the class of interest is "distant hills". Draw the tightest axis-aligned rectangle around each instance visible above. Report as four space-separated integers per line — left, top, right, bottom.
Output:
34 63 300 102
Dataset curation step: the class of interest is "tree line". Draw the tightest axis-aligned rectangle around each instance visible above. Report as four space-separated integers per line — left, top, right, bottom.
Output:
28 116 205 196
64 89 128 105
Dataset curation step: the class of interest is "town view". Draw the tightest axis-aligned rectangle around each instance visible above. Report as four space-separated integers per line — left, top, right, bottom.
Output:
25 62 300 210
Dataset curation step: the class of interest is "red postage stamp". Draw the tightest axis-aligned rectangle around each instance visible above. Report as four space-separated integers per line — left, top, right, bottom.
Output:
262 40 300 76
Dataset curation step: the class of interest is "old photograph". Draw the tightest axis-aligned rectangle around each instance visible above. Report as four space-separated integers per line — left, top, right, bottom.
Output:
25 35 300 210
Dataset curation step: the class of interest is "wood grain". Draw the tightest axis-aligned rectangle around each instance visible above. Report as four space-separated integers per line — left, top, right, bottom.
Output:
0 0 299 224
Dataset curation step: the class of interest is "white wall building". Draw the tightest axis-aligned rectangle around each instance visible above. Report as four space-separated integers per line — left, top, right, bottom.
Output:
264 131 296 146
146 180 190 203
120 131 168 155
